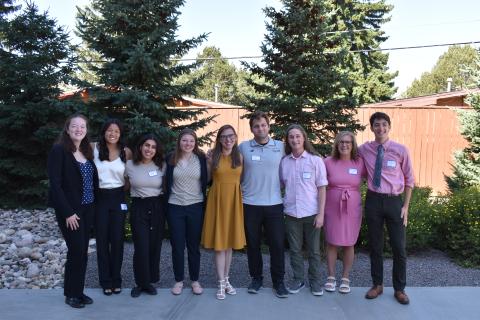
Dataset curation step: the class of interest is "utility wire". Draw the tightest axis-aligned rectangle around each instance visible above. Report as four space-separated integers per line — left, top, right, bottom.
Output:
76 40 480 64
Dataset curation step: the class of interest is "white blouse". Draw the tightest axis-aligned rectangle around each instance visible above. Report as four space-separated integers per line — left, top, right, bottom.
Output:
93 144 126 189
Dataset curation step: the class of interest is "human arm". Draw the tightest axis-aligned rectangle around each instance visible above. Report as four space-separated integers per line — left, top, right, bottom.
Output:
313 186 326 229
401 186 412 227
47 145 75 219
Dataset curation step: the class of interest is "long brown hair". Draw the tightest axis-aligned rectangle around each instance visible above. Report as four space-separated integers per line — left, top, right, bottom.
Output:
169 128 205 166
56 113 93 160
331 131 359 160
212 125 241 169
284 124 318 156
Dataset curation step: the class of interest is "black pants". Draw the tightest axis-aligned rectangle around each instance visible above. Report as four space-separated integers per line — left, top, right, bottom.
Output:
243 203 285 284
130 196 165 288
167 202 204 282
365 190 407 291
56 203 94 298
95 187 127 289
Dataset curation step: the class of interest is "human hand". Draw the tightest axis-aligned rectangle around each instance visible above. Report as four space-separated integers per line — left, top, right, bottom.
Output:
313 213 324 229
400 206 408 227
66 214 80 230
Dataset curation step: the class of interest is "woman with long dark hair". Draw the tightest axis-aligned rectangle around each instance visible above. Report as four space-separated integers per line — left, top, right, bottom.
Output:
125 134 166 298
92 119 132 295
47 113 98 308
164 128 208 295
202 124 246 300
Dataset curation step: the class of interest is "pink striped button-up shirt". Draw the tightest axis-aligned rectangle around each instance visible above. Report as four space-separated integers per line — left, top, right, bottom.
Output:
359 140 414 195
279 151 328 218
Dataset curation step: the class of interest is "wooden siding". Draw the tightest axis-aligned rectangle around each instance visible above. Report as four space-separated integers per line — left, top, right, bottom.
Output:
177 106 469 194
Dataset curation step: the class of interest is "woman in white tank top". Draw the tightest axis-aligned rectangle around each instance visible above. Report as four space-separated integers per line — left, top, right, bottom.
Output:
92 119 131 296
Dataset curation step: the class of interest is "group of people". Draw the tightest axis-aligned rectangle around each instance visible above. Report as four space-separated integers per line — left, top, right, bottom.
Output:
47 110 414 309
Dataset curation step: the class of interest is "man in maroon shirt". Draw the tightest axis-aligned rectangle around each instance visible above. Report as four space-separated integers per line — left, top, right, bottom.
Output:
358 112 414 305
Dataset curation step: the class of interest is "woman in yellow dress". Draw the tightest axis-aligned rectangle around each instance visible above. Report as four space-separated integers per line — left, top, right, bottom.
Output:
202 124 246 300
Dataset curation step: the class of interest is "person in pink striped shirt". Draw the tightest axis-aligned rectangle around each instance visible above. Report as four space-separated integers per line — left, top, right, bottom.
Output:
358 112 414 305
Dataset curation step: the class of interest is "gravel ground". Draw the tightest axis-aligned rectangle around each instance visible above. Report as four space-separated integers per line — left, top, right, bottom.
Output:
85 241 480 289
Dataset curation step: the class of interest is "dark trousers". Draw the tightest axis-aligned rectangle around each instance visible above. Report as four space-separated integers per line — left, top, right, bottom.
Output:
243 203 285 284
167 202 204 282
55 203 94 298
365 190 407 291
130 196 165 288
95 187 126 289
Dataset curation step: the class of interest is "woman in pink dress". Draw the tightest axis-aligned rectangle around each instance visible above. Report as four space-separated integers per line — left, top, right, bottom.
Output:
323 131 364 294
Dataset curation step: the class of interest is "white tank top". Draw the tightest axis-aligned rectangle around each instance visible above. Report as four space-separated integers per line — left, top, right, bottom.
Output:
93 143 126 189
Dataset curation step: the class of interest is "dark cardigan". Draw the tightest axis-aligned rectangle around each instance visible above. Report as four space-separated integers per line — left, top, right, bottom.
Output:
47 144 99 218
164 152 208 205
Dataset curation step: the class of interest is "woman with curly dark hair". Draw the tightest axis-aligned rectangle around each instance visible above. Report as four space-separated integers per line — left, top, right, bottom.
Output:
125 133 166 298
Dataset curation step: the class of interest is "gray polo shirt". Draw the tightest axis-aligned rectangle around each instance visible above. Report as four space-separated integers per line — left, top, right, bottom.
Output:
239 138 284 206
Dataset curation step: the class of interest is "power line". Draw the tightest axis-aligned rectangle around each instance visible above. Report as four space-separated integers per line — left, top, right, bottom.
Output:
75 40 480 64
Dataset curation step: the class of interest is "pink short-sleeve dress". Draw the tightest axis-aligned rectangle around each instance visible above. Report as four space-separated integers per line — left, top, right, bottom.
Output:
324 156 364 246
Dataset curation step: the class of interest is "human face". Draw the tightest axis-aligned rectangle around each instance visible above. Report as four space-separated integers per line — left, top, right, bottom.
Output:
104 123 120 145
250 117 270 143
140 139 157 162
219 128 236 151
179 134 196 155
338 134 353 159
371 118 391 143
287 128 305 154
67 117 87 145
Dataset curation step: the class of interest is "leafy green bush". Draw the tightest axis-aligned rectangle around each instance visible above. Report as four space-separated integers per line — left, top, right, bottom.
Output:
439 187 480 267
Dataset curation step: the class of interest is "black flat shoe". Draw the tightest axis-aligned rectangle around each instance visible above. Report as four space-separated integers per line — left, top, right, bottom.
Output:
112 288 122 294
131 287 142 298
143 285 157 295
80 294 93 304
103 288 113 296
65 297 85 309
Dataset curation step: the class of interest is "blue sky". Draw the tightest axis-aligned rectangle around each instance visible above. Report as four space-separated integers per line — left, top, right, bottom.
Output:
34 0 480 95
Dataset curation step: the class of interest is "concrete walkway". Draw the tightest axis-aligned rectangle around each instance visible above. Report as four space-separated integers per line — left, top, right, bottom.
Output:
1 287 479 320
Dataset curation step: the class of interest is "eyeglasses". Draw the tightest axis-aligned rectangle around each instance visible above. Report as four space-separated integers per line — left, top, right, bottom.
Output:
219 134 236 141
339 140 352 145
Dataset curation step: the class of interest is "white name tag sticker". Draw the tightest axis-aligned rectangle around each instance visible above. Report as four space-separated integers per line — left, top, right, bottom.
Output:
348 168 358 175
387 160 397 168
120 203 128 211
303 172 312 179
148 170 158 177
252 155 261 161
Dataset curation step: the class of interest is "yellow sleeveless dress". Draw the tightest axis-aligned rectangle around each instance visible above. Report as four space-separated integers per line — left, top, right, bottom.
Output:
202 155 246 250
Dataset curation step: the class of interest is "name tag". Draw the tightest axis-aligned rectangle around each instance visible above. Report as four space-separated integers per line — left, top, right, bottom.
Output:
252 155 261 161
303 172 312 179
148 170 158 177
387 160 396 168
348 168 358 175
120 203 128 211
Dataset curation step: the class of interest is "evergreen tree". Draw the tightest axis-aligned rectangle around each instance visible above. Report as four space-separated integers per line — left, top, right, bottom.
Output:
0 2 80 207
245 0 394 154
176 46 260 106
76 0 212 147
404 45 478 98
446 57 480 191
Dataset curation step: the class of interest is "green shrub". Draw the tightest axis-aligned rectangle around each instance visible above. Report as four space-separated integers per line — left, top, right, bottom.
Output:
440 187 480 267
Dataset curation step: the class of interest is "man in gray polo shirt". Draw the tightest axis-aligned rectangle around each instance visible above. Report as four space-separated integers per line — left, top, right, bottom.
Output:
238 111 288 298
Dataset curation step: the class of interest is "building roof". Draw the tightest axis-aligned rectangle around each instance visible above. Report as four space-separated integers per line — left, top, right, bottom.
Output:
361 89 480 109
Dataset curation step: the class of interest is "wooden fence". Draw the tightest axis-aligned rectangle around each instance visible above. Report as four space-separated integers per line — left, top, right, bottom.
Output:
181 105 469 194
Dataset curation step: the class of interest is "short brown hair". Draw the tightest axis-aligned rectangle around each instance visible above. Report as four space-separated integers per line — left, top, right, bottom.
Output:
249 111 269 128
369 112 391 127
331 131 359 160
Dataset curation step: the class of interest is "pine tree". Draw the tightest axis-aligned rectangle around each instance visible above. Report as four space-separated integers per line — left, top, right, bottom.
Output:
245 0 395 154
446 56 480 191
76 0 212 147
0 2 80 207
